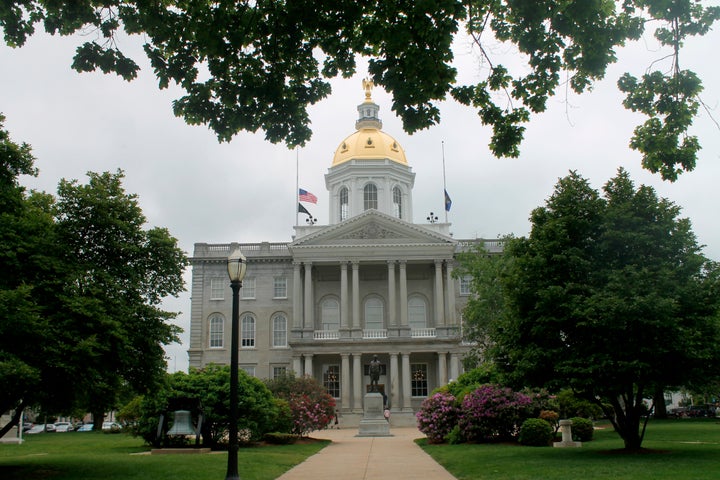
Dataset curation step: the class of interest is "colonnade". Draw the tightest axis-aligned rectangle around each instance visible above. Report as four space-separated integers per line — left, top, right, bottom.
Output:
291 259 457 331
292 351 463 411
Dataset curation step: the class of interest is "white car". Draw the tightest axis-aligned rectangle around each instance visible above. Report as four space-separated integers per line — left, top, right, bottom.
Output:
54 422 74 432
26 424 56 434
102 421 122 431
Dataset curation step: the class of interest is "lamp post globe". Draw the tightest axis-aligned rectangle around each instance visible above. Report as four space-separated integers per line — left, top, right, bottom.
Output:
226 247 246 480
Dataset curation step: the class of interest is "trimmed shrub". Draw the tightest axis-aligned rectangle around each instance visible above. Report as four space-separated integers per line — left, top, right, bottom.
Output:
458 384 532 442
518 418 553 446
416 392 458 444
570 417 594 442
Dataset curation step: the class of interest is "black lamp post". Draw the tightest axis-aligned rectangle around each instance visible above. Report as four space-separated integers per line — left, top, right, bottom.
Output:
226 248 247 480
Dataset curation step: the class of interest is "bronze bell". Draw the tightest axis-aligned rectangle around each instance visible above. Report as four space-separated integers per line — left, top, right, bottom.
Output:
167 410 196 436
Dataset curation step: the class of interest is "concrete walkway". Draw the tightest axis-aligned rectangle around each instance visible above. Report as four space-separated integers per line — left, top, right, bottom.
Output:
276 427 457 480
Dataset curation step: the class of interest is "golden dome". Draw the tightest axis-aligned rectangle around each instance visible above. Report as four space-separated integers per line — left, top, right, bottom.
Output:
332 128 408 166
332 79 407 166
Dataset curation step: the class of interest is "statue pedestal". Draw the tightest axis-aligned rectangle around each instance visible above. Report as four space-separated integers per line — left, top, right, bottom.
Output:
356 392 391 437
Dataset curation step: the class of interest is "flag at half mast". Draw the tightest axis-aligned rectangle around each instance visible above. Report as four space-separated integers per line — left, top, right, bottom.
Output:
299 188 317 204
444 189 452 212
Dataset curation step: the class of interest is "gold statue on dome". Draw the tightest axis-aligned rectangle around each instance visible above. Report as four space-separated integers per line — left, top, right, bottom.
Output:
362 77 374 101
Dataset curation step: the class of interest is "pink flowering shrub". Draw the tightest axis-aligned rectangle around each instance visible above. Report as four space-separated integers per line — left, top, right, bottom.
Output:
289 392 335 437
459 384 532 442
265 373 336 437
416 392 458 443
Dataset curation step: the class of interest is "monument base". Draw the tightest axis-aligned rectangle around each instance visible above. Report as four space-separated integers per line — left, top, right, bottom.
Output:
356 392 391 437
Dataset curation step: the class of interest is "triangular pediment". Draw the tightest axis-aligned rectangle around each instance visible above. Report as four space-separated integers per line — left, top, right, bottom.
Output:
291 210 454 248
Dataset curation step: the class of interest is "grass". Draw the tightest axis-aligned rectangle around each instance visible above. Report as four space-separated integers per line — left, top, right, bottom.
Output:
418 418 720 480
0 431 328 480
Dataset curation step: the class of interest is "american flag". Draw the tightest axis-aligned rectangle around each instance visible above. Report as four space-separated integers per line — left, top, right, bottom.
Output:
299 188 317 204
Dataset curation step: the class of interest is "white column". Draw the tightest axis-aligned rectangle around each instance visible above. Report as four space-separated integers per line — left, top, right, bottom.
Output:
303 262 313 330
304 354 313 378
352 261 360 330
445 262 456 325
438 352 448 386
399 261 408 327
390 353 399 410
353 353 362 412
434 260 445 326
340 262 349 329
450 353 460 382
293 262 302 328
387 261 396 327
292 355 302 376
401 353 412 410
341 354 350 410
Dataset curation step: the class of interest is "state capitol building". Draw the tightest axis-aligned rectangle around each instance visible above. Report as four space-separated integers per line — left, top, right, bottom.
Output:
187 84 501 426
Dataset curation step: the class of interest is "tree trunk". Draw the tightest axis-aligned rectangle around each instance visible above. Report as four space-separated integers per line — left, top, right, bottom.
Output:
614 404 644 451
653 387 668 419
92 410 105 431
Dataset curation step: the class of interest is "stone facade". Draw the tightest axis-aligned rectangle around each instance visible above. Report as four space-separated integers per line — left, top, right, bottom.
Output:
187 87 502 426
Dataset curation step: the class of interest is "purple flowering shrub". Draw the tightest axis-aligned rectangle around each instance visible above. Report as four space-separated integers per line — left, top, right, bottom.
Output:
458 384 532 442
416 392 458 443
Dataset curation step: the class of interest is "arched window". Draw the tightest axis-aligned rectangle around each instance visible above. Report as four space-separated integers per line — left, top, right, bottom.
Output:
392 186 402 218
339 187 349 221
209 314 224 348
241 314 255 348
364 183 378 210
408 296 427 329
321 298 340 330
272 314 287 347
364 297 384 330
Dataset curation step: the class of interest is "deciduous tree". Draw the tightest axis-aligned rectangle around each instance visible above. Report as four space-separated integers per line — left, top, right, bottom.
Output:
482 169 720 450
2 1 717 178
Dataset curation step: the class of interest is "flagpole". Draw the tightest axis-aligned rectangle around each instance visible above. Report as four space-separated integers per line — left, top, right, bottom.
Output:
442 141 448 223
295 147 299 226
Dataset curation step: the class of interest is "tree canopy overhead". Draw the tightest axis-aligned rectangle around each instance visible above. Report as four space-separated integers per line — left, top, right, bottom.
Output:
473 168 720 450
2 1 718 180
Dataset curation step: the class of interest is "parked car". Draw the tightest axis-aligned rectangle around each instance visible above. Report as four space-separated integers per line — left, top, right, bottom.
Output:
102 421 121 432
26 424 45 434
76 424 94 432
26 424 56 434
54 422 74 432
22 422 33 432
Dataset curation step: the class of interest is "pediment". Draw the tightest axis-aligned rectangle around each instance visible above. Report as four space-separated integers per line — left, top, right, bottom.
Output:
290 210 454 248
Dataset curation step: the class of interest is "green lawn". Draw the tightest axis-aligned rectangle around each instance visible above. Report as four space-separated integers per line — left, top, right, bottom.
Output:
419 419 720 480
0 431 328 480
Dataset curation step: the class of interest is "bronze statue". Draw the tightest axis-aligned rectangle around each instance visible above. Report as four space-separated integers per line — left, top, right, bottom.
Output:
369 355 381 392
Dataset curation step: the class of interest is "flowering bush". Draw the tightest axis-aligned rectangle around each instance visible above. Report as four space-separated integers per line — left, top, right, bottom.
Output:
416 392 458 443
288 392 335 436
458 384 532 442
265 373 336 437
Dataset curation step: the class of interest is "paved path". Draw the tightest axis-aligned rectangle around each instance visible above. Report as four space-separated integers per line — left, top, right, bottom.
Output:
276 427 457 480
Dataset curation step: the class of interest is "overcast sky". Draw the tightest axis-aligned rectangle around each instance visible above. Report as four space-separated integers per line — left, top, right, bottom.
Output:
2 22 718 373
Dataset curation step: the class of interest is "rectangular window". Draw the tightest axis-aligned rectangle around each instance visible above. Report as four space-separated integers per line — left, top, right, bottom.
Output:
459 276 472 296
273 276 287 299
241 366 256 377
273 315 287 347
323 365 340 398
241 278 256 299
210 278 225 300
411 363 428 397
273 366 287 379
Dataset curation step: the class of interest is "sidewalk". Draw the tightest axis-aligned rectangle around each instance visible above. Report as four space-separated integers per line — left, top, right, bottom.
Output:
276 427 457 480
